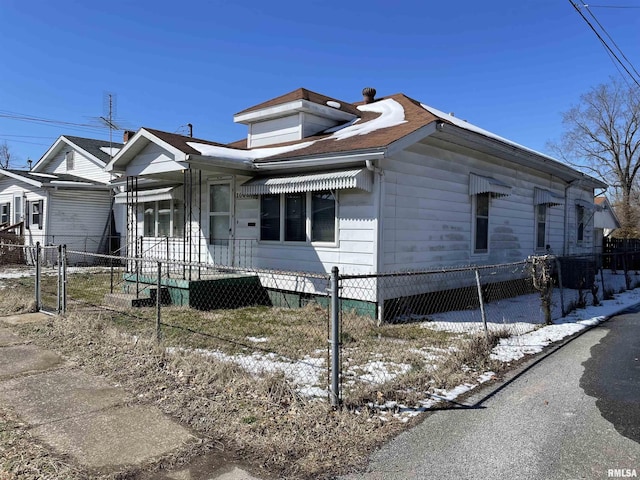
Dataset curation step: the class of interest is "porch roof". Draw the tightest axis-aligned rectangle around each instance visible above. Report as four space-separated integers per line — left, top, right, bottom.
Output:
237 168 373 195
114 186 182 204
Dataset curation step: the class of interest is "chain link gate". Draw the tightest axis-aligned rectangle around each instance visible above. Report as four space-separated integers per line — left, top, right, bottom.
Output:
35 243 64 314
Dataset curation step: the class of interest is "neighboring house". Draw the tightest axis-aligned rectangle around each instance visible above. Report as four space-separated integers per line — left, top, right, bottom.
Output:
594 196 620 240
106 87 606 318
0 135 124 255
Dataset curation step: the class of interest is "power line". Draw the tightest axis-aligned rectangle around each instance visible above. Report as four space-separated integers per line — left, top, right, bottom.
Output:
582 1 640 82
585 4 640 8
569 0 640 88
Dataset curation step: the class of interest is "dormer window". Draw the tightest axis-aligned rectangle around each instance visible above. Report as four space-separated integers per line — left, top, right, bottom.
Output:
65 151 74 170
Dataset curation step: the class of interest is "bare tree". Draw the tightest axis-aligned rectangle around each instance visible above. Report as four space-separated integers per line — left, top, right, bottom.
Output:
0 141 11 169
549 77 640 238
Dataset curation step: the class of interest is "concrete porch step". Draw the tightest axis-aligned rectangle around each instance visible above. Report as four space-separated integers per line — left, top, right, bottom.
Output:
103 288 171 309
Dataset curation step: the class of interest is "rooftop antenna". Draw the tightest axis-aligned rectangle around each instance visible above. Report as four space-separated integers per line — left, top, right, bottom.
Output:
99 92 121 160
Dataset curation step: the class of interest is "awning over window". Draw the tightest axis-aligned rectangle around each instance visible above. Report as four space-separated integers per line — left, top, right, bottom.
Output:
575 198 596 211
114 186 181 204
534 188 564 206
469 173 512 197
238 169 373 196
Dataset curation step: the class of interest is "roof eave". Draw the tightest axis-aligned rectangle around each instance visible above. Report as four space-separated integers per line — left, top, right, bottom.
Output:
253 149 386 172
434 124 607 189
0 169 43 188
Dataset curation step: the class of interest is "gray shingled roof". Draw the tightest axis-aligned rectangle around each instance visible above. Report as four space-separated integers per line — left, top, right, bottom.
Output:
62 135 124 164
3 169 108 187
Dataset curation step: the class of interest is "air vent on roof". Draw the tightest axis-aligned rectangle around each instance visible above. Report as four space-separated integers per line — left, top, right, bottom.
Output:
362 87 376 104
326 100 341 109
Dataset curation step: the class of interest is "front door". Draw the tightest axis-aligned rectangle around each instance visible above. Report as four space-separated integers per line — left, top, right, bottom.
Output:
208 181 234 265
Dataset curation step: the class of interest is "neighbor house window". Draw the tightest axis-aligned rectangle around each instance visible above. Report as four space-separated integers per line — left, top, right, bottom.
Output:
260 190 337 243
65 151 74 170
536 204 547 250
13 195 22 224
143 200 183 237
0 203 10 225
474 193 489 253
576 205 585 243
25 200 43 230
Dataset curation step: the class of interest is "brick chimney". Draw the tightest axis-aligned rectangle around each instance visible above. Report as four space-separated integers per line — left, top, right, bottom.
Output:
123 130 136 144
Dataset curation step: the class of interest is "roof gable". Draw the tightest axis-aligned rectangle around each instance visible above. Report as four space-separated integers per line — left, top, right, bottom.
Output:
31 135 124 173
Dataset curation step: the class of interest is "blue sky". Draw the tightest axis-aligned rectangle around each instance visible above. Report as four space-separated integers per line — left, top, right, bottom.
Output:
0 0 638 168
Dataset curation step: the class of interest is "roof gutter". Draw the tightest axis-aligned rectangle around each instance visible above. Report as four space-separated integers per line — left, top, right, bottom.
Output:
254 150 386 172
186 154 256 174
436 124 607 188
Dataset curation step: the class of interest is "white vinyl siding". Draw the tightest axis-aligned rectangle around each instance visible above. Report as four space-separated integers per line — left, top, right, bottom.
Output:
41 147 111 183
381 141 575 271
46 190 112 253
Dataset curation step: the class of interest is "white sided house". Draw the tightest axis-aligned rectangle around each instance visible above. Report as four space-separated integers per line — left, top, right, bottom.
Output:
106 87 606 319
0 135 123 256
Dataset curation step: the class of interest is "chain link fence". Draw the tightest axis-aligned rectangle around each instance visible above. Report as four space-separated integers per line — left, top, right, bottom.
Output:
2 242 639 408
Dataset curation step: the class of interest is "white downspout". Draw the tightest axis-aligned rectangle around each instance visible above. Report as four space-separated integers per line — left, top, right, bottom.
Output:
366 159 384 323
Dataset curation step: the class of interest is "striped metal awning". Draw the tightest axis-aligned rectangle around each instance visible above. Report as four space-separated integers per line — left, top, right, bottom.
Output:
534 187 565 206
114 186 181 204
238 169 373 196
469 173 512 197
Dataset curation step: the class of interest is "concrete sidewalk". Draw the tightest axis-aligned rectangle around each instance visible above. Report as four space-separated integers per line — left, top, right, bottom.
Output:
0 313 262 480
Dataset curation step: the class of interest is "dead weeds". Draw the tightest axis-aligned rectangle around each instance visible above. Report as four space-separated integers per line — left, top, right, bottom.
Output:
0 274 510 479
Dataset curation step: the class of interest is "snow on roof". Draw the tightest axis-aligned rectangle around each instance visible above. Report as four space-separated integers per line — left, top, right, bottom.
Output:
100 146 121 156
187 140 315 162
421 103 553 161
329 98 406 140
187 98 407 161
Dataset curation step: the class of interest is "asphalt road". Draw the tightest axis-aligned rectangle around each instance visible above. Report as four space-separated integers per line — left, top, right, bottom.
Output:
340 312 640 480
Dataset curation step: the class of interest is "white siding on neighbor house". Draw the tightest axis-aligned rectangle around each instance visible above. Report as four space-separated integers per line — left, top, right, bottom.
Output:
41 148 111 184
127 142 185 176
47 190 112 253
248 115 301 148
23 192 47 247
380 140 582 272
565 187 598 256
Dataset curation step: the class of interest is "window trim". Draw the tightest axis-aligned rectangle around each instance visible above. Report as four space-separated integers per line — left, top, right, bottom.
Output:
142 199 184 238
576 204 585 244
208 180 234 246
25 199 43 230
472 192 490 255
535 204 547 251
0 202 10 225
13 194 23 225
258 190 338 246
65 150 74 170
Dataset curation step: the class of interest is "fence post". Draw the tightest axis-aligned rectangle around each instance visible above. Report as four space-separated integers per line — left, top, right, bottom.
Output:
330 266 341 408
62 245 67 315
474 268 489 342
57 244 62 314
554 257 566 317
35 242 41 311
110 255 114 294
156 261 162 342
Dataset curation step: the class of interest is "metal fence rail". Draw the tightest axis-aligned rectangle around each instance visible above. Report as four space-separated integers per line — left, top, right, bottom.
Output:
2 243 639 408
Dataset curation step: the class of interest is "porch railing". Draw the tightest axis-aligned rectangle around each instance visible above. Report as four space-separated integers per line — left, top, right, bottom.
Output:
136 236 257 273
